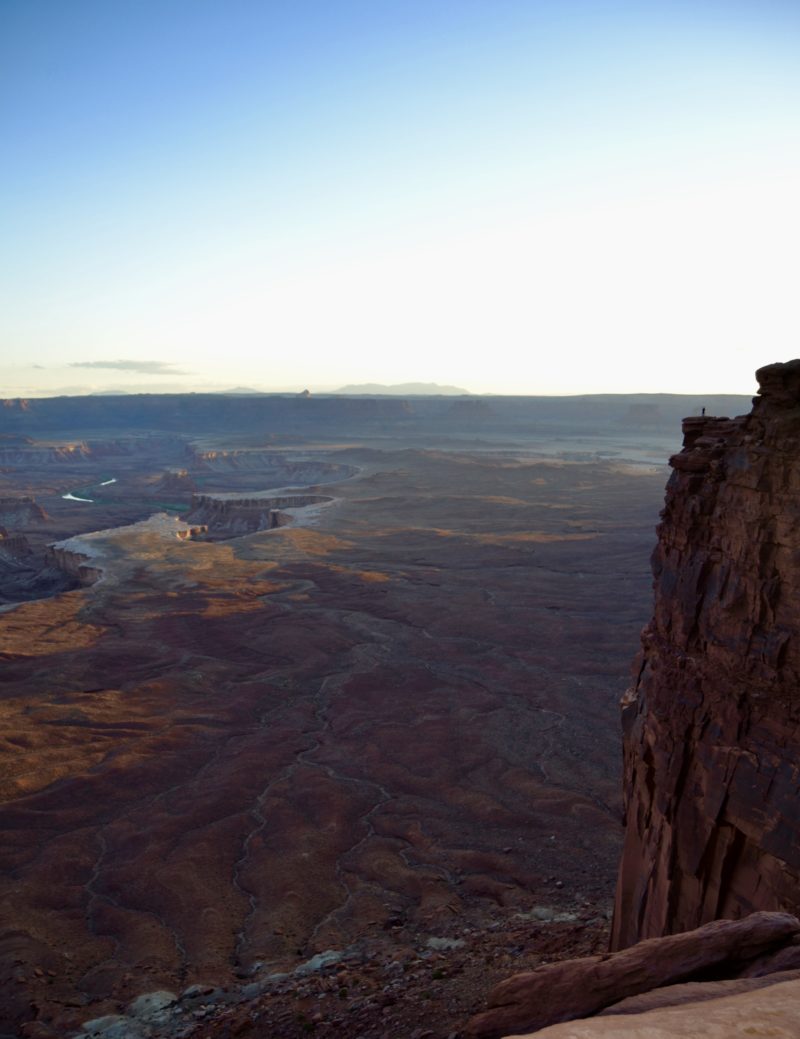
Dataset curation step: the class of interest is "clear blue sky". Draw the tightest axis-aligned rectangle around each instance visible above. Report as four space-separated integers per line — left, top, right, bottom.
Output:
3 1 800 396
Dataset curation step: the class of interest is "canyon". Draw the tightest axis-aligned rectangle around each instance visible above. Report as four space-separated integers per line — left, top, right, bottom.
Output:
3 379 796 1038
0 393 676 1038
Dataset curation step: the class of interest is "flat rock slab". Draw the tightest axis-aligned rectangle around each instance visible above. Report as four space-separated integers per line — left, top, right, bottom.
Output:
598 968 800 1016
505 976 800 1038
463 912 800 1039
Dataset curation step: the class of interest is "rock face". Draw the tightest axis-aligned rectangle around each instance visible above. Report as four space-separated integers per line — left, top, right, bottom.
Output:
612 359 800 950
463 912 800 1039
45 544 105 585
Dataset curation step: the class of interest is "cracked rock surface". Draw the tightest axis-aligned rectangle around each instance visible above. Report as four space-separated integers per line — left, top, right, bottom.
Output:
613 359 800 949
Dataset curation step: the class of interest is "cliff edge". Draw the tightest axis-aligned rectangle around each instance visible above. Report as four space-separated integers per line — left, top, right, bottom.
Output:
612 359 800 949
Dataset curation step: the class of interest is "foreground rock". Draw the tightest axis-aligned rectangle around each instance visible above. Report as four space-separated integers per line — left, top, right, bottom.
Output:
463 911 800 1039
613 359 800 949
594 967 800 1017
507 976 800 1038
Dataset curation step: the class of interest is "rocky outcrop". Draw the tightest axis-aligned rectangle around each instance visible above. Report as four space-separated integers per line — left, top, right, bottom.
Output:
612 359 800 950
155 468 197 494
45 545 104 586
463 912 800 1038
183 493 332 536
174 524 208 541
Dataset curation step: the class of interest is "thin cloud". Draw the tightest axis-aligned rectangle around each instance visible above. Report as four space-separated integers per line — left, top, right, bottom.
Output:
70 359 190 375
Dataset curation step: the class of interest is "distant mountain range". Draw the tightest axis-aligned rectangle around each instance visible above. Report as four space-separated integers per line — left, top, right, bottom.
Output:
332 382 470 396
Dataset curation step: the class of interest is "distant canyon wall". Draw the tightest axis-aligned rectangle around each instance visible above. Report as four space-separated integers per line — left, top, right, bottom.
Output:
186 449 356 483
0 391 753 436
612 360 800 949
0 395 414 434
0 443 92 465
0 435 186 468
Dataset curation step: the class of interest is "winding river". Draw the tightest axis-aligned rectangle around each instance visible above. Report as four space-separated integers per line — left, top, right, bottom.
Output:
62 477 117 503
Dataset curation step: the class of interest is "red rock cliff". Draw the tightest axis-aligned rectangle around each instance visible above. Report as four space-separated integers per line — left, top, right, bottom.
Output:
612 359 800 950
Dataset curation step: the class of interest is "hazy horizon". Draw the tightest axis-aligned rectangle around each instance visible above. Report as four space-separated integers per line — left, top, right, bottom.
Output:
0 381 760 402
3 1 800 398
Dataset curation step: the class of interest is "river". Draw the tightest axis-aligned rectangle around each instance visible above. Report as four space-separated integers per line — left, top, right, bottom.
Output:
62 477 117 503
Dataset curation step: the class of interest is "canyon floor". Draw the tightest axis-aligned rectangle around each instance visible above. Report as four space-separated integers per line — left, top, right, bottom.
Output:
0 425 671 1037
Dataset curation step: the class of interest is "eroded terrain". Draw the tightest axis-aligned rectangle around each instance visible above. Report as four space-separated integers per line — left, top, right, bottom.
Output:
0 419 670 1037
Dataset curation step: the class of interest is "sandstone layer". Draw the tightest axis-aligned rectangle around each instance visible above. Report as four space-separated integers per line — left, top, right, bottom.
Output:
612 359 800 950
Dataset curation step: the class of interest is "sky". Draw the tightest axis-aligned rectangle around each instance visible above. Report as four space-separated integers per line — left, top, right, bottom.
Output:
2 0 800 397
